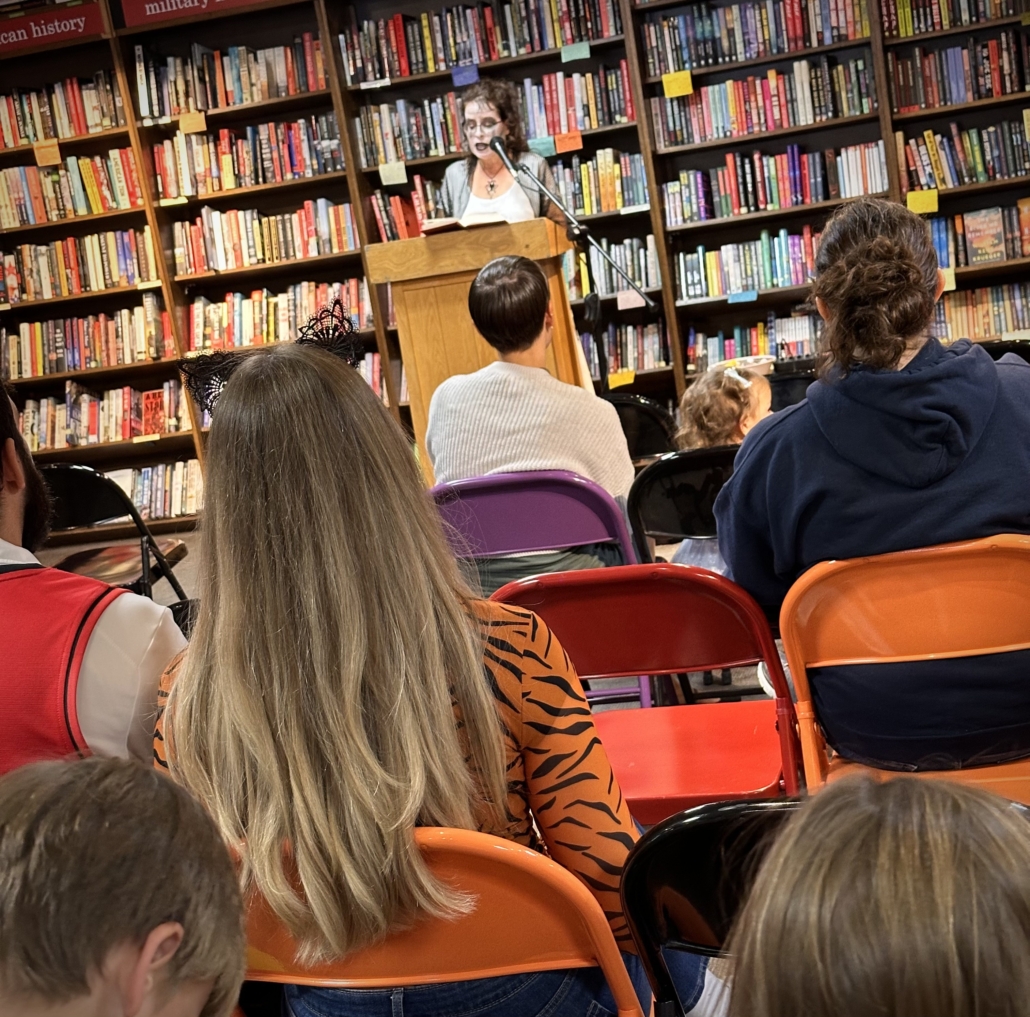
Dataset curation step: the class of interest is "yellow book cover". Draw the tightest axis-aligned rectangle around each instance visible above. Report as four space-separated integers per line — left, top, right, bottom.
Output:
53 240 68 296
584 74 599 130
547 0 561 49
923 129 946 188
78 158 102 214
420 14 436 73
859 0 871 37
220 153 235 190
580 160 592 215
900 0 913 37
613 154 624 209
34 322 44 376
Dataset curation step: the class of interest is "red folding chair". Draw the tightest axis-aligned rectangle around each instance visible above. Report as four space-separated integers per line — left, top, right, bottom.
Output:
492 563 802 824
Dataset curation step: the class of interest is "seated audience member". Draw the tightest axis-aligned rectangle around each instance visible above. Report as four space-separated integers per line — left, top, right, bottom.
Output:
0 391 186 775
725 775 1030 1017
0 756 244 1017
670 365 771 574
425 255 635 593
158 308 716 1017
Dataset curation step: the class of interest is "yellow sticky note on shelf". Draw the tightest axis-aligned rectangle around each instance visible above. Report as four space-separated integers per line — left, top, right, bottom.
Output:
179 110 207 134
1024 109 1030 144
132 433 161 443
941 267 956 292
906 188 938 214
608 369 636 389
1021 11 1030 24
662 69 694 98
379 161 408 185
33 139 60 166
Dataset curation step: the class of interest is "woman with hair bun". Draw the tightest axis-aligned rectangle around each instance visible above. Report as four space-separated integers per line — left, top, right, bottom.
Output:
714 197 1030 768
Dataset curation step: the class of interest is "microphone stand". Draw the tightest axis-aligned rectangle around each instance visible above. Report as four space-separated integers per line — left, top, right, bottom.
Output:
489 138 658 393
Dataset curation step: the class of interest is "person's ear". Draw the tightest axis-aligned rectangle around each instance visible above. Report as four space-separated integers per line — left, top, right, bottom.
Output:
814 296 830 322
123 923 185 1017
935 268 947 301
1 437 26 497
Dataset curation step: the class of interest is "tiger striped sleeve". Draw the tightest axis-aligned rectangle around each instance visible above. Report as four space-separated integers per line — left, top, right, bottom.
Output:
475 600 639 948
152 649 184 770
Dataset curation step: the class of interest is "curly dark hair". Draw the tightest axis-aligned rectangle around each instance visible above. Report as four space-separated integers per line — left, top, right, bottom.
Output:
460 78 528 174
812 198 939 377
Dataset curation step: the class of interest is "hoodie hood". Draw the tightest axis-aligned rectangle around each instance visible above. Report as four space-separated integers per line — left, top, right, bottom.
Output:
806 338 999 488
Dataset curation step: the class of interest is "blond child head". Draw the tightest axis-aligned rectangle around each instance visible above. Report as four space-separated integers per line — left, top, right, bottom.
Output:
675 366 772 451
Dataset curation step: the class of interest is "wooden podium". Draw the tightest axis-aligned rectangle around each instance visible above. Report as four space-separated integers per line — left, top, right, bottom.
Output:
364 219 588 476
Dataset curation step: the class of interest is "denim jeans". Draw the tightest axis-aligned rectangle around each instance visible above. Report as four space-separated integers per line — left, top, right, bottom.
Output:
282 950 708 1017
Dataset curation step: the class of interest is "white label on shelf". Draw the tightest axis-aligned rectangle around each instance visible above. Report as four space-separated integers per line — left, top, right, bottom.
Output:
158 115 172 124
1003 328 1030 343
158 196 188 206
620 203 650 215
616 289 647 309
132 433 161 443
137 280 162 290
0 303 9 311
361 77 391 89
379 161 408 185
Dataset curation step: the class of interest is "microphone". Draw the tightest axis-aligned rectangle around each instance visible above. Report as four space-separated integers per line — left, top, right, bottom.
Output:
489 136 519 177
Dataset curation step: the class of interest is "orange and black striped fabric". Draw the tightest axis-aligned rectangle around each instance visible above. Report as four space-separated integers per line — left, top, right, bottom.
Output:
153 598 638 947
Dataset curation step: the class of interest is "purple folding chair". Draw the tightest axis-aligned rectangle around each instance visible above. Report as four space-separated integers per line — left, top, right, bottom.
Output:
430 470 649 708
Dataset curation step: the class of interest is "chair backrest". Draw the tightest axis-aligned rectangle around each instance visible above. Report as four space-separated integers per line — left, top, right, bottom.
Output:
779 534 1030 783
627 446 738 562
601 393 677 459
430 470 638 562
620 799 800 1009
491 563 800 791
40 463 144 531
245 827 646 1017
768 368 813 412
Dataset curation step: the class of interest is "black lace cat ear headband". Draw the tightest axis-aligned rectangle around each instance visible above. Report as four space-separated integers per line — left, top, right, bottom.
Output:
179 298 365 415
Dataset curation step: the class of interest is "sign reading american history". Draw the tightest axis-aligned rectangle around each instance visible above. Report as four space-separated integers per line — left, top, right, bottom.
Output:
0 1 104 54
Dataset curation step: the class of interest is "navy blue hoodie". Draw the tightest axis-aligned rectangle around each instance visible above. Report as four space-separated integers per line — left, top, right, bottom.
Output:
714 338 1030 769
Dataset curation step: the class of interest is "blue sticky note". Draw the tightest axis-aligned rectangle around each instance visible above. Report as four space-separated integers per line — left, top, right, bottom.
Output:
561 41 591 62
728 290 759 304
451 63 480 87
528 136 557 157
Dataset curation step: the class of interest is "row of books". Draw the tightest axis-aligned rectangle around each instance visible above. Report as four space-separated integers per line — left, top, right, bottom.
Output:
562 235 661 299
886 33 1029 113
1 296 171 381
0 150 145 233
900 118 1029 191
639 0 872 79
934 281 1030 340
648 54 876 151
18 378 188 453
930 202 1030 269
186 279 373 351
354 93 464 166
152 116 345 201
580 321 670 378
133 37 327 121
552 149 650 216
337 0 623 85
522 64 636 139
881 0 1028 39
1 227 160 305
0 73 125 150
674 225 820 300
107 461 204 521
370 188 421 240
358 351 392 405
171 201 358 277
686 313 822 369
661 139 888 226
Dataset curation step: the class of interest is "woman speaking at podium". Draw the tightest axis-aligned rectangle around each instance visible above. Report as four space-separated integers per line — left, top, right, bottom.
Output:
440 79 564 224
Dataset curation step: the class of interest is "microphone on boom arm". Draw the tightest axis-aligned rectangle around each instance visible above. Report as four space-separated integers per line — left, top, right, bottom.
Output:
489 136 519 176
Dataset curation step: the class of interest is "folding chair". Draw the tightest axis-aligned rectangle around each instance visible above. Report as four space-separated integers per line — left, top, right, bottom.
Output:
601 392 677 461
492 564 802 824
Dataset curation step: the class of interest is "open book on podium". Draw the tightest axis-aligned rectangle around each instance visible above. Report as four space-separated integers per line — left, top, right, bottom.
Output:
364 218 591 483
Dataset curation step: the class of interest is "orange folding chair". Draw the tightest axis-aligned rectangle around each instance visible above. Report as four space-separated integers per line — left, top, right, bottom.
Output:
780 533 1030 803
238 827 646 1017
492 563 801 824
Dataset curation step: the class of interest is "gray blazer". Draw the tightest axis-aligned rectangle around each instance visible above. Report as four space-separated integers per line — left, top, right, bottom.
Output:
439 151 558 219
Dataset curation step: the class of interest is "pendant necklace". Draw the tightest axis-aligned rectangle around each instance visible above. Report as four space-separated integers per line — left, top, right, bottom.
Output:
484 168 500 196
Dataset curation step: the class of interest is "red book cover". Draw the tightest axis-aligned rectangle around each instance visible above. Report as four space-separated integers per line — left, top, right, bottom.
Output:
284 47 298 96
64 238 81 292
801 152 811 202
24 168 47 223
598 0 611 38
543 74 557 135
753 151 768 209
213 51 228 108
700 89 713 141
119 149 141 206
471 10 486 66
482 4 500 60
302 199 317 256
370 192 389 242
802 223 815 274
389 194 408 238
302 32 318 91
620 59 635 123
988 39 1002 97
67 78 87 136
776 153 790 206
725 153 741 215
142 389 165 436
161 310 174 357
290 123 306 176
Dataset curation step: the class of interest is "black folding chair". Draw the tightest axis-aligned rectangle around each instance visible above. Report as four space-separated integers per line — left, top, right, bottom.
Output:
621 799 801 1017
602 392 677 461
40 464 196 634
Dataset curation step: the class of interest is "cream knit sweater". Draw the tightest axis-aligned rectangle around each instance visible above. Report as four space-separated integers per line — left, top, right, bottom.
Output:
425 361 635 498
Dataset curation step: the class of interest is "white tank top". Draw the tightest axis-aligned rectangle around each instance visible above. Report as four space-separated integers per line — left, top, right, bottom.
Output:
462 180 536 223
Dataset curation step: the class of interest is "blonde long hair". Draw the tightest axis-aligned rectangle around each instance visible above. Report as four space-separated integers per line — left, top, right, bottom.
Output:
168 343 508 963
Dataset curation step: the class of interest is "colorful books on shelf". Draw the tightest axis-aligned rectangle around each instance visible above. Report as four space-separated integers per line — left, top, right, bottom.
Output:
355 91 462 166
337 0 623 85
18 377 188 452
580 321 669 378
881 0 1026 40
675 224 820 299
1 294 171 380
562 235 661 299
152 115 344 200
522 64 636 137
358 351 391 405
934 280 1030 341
106 461 204 521
186 278 373 350
898 118 1030 190
552 149 650 214
886 32 1028 112
662 139 887 225
0 72 125 149
686 311 821 369
929 201 1030 269
0 150 143 229
370 188 422 240
649 53 876 150
133 36 327 121
640 0 871 78
1 226 160 303
171 201 358 276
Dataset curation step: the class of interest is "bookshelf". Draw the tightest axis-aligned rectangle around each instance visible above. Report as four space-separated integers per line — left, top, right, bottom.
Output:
3 0 1029 520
